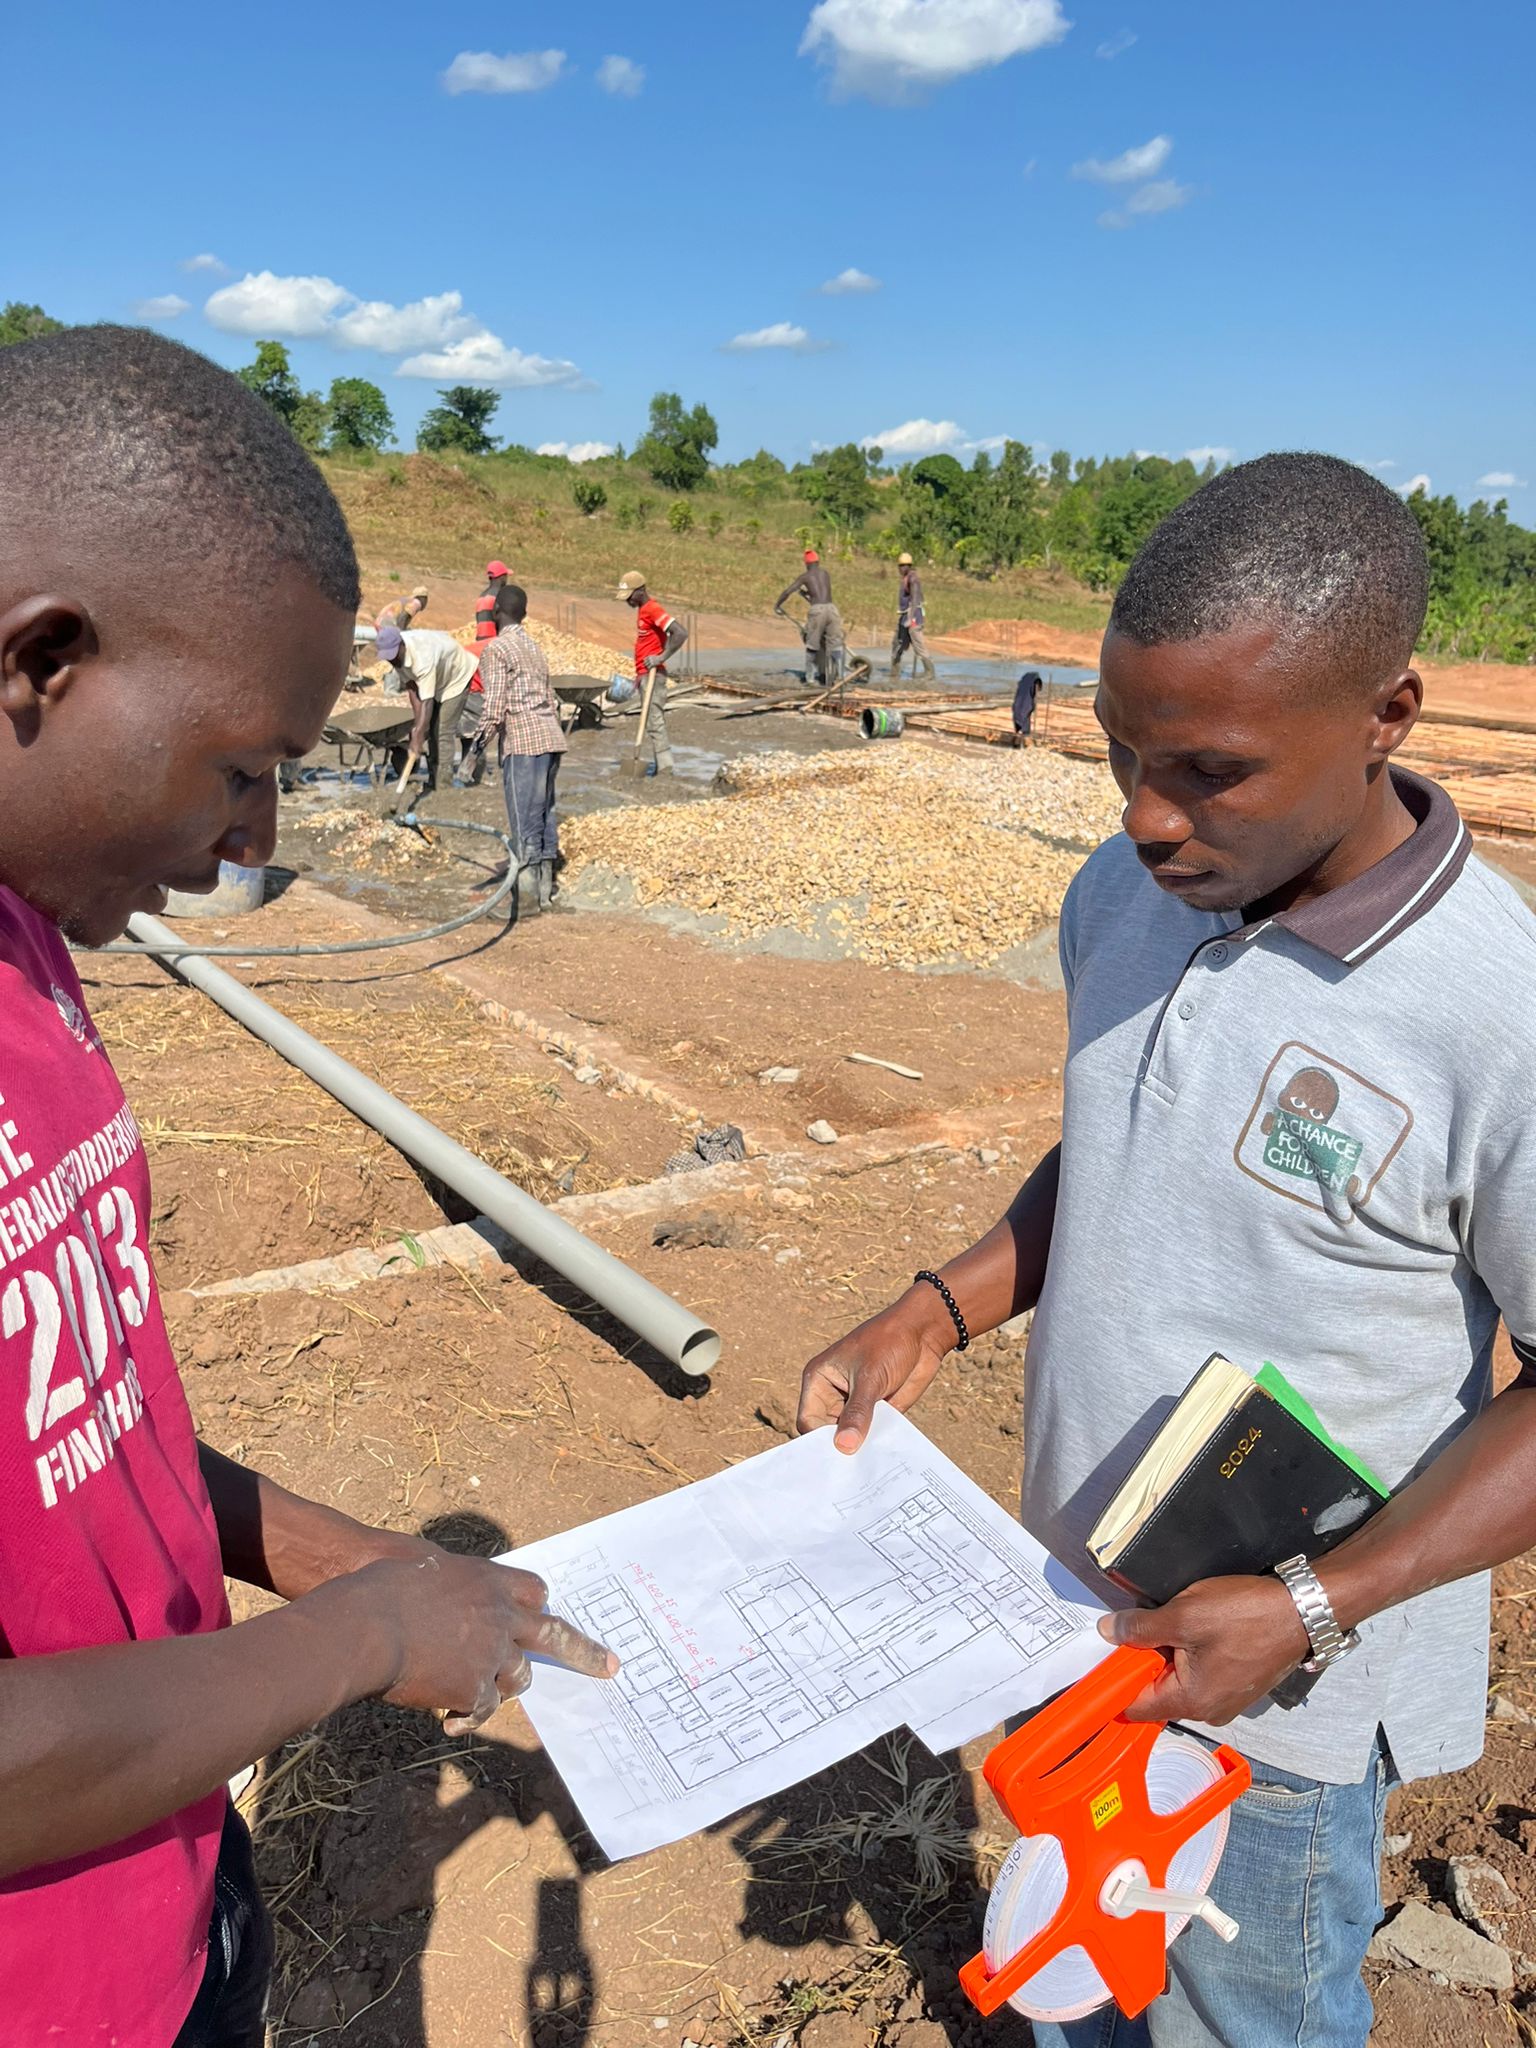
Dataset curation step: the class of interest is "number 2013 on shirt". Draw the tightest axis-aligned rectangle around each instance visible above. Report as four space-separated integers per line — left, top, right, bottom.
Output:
4 1183 154 1508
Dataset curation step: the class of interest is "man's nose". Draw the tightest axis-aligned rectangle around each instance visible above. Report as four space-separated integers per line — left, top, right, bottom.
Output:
217 776 279 870
1121 775 1193 849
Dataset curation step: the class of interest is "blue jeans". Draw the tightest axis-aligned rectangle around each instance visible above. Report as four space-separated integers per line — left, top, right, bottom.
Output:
173 1802 272 2048
1031 1734 1395 2048
501 748 561 866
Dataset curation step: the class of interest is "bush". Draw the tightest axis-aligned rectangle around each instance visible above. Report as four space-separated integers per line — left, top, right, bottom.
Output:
668 499 696 535
572 476 607 517
705 508 725 538
743 518 763 545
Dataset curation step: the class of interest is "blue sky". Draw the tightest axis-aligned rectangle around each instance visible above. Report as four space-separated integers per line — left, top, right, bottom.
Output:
10 1 1532 506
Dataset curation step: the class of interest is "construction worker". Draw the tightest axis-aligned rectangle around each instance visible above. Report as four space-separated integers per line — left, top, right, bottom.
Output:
890 552 936 682
376 584 429 634
452 558 511 787
470 584 566 912
616 570 687 776
773 548 845 688
1012 669 1044 746
376 624 479 794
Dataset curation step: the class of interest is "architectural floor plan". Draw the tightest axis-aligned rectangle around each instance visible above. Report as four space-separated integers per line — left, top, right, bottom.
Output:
509 1408 1107 1860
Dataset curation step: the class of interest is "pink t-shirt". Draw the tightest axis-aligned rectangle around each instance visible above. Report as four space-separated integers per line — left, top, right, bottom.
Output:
0 886 230 2043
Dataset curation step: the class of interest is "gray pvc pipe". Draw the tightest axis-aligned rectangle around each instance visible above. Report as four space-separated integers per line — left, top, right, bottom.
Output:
128 912 722 1376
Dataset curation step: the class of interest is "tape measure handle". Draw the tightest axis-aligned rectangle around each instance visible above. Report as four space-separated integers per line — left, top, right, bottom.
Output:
983 1644 1167 1803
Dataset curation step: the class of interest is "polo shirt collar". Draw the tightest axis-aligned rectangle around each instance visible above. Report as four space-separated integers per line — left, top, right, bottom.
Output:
1250 767 1470 968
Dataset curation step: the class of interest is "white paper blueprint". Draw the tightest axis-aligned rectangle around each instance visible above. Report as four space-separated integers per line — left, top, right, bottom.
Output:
503 1405 1108 1860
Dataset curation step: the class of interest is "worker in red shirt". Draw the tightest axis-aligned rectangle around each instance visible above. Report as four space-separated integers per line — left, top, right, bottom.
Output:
0 326 616 2047
452 558 511 787
616 569 687 776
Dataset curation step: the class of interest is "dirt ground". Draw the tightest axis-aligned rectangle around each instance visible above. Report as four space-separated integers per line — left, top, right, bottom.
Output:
88 683 1536 2045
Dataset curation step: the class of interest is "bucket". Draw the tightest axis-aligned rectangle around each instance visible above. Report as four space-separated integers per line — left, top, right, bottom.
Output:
162 861 266 919
607 673 638 704
860 706 906 740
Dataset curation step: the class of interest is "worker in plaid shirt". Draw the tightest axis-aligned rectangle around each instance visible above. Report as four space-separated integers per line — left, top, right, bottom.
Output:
467 584 567 912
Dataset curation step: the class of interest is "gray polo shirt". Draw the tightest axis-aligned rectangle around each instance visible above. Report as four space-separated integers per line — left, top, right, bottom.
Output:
1024 768 1536 1784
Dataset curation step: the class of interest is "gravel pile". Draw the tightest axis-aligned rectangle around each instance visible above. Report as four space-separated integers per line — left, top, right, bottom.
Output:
563 744 1122 968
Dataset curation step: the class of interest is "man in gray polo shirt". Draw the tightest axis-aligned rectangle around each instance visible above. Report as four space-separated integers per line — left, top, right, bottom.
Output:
799 452 1536 2046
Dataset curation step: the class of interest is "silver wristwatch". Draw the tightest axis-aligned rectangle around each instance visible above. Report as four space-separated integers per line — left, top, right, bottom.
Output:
1274 1554 1360 1673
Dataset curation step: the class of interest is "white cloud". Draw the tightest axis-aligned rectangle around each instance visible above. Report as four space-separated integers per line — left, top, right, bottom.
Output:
722 321 828 353
1098 178 1194 228
1182 445 1233 466
133 294 190 322
442 49 566 95
1478 470 1528 490
332 291 476 352
596 54 645 96
1361 458 1397 472
204 271 352 337
1073 134 1172 183
396 333 582 386
1401 473 1432 496
537 440 617 462
1096 27 1136 58
204 270 584 387
800 0 1070 103
862 418 966 456
180 252 227 275
819 266 882 294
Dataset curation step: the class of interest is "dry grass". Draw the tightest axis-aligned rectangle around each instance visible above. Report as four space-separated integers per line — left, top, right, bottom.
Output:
92 981 632 1202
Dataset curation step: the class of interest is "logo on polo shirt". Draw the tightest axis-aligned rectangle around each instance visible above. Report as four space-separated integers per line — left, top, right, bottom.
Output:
1234 1042 1412 1217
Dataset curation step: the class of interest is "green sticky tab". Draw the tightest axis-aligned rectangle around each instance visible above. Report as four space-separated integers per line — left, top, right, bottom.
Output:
1256 1361 1390 1499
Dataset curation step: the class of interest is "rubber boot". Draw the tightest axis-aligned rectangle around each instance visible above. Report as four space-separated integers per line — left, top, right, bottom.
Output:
919 656 938 683
655 750 675 776
516 862 541 916
537 860 555 909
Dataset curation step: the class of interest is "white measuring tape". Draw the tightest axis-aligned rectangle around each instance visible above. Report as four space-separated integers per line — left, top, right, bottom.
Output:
981 1730 1235 2024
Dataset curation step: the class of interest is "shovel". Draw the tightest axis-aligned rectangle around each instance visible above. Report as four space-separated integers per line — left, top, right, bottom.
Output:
626 664 660 777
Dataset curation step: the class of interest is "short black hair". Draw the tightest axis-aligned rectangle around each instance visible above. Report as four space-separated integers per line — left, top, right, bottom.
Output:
0 324 359 610
1110 453 1428 691
496 583 529 624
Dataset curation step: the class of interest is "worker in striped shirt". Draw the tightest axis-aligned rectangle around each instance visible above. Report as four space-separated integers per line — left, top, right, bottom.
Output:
468 585 567 912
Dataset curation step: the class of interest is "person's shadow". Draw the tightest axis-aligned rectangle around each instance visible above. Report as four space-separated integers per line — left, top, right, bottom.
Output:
720 1738 1033 2048
249 1511 601 2047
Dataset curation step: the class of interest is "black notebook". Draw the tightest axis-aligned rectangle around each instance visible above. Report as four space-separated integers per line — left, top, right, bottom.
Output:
1086 1354 1389 1605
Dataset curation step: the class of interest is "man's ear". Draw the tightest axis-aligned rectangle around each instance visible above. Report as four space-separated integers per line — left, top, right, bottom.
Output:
0 598 97 738
1373 669 1423 758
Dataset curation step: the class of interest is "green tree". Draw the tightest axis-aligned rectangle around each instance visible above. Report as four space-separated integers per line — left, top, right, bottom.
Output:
636 391 719 492
326 376 393 452
0 301 64 346
572 475 607 517
416 385 500 455
802 442 879 528
237 340 303 416
237 340 327 450
668 498 696 535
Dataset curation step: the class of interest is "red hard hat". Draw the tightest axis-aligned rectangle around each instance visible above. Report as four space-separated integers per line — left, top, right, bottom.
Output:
486 559 509 579
804 548 819 563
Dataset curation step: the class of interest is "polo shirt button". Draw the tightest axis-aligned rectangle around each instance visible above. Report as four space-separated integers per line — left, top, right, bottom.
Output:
1207 943 1228 963
1177 999 1196 1020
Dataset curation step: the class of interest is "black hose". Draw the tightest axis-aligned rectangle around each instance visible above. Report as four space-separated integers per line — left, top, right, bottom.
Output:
85 814 520 959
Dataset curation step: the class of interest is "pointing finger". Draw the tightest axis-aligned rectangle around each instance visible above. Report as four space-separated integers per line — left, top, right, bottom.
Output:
526 1610 620 1679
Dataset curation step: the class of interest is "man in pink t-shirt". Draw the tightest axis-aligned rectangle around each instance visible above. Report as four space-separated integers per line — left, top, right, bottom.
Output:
0 328 616 2045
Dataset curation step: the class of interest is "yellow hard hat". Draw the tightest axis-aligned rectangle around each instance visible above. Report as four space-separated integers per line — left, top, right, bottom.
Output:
897 552 914 566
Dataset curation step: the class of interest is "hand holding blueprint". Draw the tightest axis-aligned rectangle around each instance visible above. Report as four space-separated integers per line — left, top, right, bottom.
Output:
502 1406 1109 1860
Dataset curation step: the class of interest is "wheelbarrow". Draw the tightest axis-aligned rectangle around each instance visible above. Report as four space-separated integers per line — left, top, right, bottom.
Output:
322 698 415 783
552 674 614 730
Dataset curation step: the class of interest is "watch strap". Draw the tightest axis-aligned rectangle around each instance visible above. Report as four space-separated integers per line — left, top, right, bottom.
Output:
1274 1553 1359 1672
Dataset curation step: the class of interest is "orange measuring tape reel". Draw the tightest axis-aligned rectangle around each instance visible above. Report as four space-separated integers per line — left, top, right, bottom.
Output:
959 1644 1251 2026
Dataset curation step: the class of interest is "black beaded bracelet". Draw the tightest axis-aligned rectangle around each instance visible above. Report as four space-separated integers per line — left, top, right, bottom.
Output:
914 1269 970 1352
